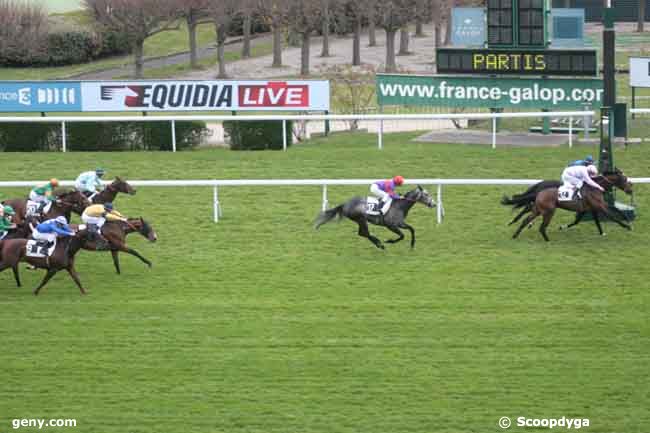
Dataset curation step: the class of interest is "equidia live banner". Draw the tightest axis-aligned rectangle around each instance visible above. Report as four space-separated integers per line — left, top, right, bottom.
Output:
0 80 330 112
376 74 603 109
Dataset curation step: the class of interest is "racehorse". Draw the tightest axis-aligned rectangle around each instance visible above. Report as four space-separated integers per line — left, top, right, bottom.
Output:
0 231 89 295
81 217 157 274
314 186 435 249
511 170 633 241
3 189 90 225
91 177 136 204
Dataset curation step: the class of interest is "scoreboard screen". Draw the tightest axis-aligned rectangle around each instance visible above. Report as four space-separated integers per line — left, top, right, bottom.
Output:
436 48 597 76
488 0 514 46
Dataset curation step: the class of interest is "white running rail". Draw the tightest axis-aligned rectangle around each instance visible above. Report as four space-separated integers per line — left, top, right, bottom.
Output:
1 178 647 224
0 111 594 151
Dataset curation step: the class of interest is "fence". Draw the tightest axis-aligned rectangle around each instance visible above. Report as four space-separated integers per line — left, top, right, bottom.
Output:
630 108 650 115
2 178 648 224
0 111 594 152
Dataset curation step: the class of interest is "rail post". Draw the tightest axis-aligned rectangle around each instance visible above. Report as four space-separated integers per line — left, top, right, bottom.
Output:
213 186 221 223
282 120 287 151
171 119 177 152
568 116 573 148
491 117 497 149
436 184 443 224
322 185 329 211
61 121 67 152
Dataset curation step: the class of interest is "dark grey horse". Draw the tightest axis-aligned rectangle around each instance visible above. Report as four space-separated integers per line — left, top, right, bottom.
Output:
314 186 435 249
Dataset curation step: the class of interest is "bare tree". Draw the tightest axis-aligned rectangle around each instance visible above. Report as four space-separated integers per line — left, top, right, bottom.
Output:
347 0 364 65
415 0 426 36
374 0 415 72
639 0 646 32
208 0 239 78
258 0 288 67
367 0 377 46
85 0 180 78
241 0 255 58
286 0 322 75
175 0 211 69
321 0 333 57
398 26 410 55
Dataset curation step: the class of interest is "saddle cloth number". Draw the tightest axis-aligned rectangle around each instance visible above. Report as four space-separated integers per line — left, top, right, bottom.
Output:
26 200 51 217
558 185 575 202
26 239 56 258
365 197 381 215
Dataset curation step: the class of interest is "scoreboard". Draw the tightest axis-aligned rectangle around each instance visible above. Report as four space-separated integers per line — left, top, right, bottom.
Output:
488 0 546 47
437 48 598 76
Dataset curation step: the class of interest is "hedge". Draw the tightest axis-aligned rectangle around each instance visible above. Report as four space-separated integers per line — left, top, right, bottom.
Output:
0 121 208 152
223 120 293 151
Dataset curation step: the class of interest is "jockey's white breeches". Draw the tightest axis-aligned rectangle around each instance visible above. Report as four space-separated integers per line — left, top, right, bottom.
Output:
32 231 56 243
370 184 392 213
29 191 48 203
82 214 105 228
561 173 584 190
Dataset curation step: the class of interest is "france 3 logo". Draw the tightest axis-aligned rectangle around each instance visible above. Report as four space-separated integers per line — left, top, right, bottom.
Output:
0 83 81 112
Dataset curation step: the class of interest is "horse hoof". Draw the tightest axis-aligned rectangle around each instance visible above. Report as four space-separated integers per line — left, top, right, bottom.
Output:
601 232 607 236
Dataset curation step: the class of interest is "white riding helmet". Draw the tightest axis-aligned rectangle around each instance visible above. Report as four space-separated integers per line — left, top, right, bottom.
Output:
587 165 598 176
55 216 67 225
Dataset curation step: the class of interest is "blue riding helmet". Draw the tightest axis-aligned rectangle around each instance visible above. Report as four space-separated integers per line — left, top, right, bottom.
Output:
104 202 114 211
95 168 106 177
585 155 594 163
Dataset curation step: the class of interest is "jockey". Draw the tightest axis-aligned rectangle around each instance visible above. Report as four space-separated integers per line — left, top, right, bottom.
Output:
29 179 59 212
32 216 75 246
370 175 404 215
75 168 105 198
0 205 17 240
81 202 127 242
568 154 594 167
561 164 603 199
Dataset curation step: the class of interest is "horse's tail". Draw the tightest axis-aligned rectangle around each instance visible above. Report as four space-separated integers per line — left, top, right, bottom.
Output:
314 204 344 229
501 193 536 209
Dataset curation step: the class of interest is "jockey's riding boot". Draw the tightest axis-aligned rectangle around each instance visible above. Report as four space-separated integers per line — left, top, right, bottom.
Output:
95 234 109 251
38 202 46 214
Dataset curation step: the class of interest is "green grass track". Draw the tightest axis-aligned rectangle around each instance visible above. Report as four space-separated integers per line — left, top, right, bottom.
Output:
0 132 649 433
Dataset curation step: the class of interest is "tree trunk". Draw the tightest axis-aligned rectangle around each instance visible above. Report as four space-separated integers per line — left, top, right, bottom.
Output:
444 14 452 45
435 23 442 47
272 23 282 67
321 3 330 57
415 0 425 37
216 25 227 78
134 40 144 78
639 0 646 32
433 23 439 68
188 17 199 69
242 11 251 58
398 27 410 55
352 16 361 65
301 31 310 76
385 29 397 72
368 9 377 46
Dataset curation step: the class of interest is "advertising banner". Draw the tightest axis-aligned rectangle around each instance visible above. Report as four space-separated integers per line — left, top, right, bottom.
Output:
377 74 603 109
80 80 330 112
451 8 485 46
630 57 650 88
0 82 81 112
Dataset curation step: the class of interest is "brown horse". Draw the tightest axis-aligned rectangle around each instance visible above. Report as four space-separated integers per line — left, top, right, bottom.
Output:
82 218 157 274
0 231 89 295
3 189 90 225
91 177 136 204
512 170 633 241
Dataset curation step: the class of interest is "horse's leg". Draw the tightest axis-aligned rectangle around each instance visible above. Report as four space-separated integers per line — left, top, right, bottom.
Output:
602 208 632 231
119 245 152 268
399 222 416 249
66 264 86 295
512 211 539 239
560 211 585 231
111 250 122 274
12 265 21 287
508 203 532 226
356 219 384 249
33 269 58 296
539 209 556 242
592 211 605 236
384 226 404 244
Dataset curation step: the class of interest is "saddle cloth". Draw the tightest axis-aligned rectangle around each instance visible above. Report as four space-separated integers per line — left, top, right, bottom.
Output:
365 197 381 216
557 185 576 202
26 200 52 217
26 238 56 258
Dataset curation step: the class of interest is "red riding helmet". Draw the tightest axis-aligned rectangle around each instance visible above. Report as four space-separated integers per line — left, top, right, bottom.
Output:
393 175 404 186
